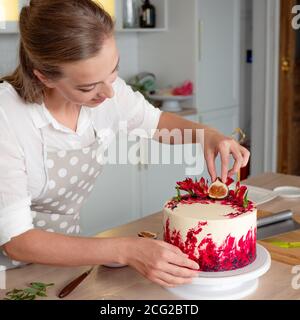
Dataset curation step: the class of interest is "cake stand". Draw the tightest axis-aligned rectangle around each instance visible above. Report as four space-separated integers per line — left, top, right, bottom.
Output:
148 94 193 112
166 244 271 300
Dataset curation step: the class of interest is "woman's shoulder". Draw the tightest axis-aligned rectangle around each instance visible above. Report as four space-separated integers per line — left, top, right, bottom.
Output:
0 81 33 116
0 80 19 99
0 81 38 140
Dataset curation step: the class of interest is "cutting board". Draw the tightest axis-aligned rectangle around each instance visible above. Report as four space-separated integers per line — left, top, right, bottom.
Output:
257 210 300 265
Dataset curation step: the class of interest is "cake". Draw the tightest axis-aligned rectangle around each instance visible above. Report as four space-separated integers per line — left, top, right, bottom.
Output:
163 177 256 272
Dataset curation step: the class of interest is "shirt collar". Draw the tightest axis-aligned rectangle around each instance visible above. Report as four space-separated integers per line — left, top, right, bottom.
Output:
29 102 50 129
29 102 92 136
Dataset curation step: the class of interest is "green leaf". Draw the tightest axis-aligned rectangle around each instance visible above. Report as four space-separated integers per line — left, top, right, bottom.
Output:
243 191 249 208
24 288 38 294
4 281 54 300
175 186 181 201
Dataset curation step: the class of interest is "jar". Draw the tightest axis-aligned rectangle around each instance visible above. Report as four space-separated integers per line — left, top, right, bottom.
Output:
123 0 139 28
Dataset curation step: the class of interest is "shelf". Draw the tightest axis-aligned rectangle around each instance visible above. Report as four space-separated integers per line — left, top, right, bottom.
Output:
115 0 168 32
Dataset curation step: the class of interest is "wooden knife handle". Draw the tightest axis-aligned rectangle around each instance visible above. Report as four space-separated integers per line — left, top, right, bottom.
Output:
58 269 92 299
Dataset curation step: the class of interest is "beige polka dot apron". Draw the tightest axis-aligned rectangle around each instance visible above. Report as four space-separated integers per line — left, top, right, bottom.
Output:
0 127 104 270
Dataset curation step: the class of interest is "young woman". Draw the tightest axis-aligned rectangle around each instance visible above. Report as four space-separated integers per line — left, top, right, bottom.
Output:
0 0 249 287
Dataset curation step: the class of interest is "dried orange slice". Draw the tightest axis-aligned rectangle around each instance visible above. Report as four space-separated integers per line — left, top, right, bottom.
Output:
138 231 157 239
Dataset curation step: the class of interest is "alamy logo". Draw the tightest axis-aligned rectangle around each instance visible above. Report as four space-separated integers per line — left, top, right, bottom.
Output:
292 5 300 30
291 265 300 290
0 266 6 290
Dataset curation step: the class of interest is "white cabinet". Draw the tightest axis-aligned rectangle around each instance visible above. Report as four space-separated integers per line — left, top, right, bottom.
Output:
138 113 205 217
80 114 202 234
195 0 241 179
196 0 240 112
80 135 140 236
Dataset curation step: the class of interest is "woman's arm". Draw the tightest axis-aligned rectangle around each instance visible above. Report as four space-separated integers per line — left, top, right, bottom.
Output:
3 229 199 287
153 112 250 183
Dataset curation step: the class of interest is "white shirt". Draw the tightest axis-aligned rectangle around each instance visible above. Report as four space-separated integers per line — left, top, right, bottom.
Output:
0 77 162 246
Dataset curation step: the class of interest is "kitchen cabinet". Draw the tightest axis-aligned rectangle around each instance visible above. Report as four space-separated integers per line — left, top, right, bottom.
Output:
195 0 240 179
80 113 200 235
197 0 241 113
136 0 241 135
138 114 202 217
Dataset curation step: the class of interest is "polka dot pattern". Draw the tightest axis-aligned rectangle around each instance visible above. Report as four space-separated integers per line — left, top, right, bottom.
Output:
48 180 56 190
10 135 106 271
58 188 66 196
46 159 54 169
70 156 79 166
81 164 89 173
70 176 78 184
58 168 67 178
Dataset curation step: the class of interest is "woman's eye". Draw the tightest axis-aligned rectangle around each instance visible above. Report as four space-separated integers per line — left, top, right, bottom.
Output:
79 87 94 93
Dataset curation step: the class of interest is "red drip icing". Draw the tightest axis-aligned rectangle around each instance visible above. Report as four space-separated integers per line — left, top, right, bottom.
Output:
164 218 256 271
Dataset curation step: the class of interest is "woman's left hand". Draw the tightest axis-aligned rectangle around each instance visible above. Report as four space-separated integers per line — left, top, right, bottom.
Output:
204 128 250 183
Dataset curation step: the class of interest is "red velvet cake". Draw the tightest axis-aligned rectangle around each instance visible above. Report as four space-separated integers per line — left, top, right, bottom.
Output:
163 177 257 272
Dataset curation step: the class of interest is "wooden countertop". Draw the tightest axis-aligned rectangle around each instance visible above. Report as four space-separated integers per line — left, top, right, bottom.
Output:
0 173 300 300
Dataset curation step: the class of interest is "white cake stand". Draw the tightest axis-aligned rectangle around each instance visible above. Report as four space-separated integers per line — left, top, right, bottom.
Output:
148 94 193 112
166 244 271 300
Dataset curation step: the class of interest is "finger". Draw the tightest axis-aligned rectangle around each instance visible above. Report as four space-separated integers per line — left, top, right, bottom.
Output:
219 144 230 183
157 242 199 270
168 251 199 270
154 277 178 288
159 241 189 257
240 146 250 167
160 261 200 278
228 149 243 177
157 271 195 287
205 150 217 182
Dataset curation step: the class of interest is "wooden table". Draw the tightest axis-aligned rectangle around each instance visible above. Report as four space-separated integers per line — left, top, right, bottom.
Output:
0 173 300 300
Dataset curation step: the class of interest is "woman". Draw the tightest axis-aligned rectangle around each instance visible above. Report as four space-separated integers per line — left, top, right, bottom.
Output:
0 0 249 287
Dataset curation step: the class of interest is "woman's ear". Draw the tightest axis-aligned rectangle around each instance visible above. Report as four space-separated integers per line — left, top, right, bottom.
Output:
33 69 56 88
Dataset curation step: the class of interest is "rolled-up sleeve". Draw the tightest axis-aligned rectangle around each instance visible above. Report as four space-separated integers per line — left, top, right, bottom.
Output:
113 77 162 139
0 107 34 246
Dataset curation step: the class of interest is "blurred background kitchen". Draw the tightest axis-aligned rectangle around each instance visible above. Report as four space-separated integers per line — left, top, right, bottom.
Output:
0 0 299 235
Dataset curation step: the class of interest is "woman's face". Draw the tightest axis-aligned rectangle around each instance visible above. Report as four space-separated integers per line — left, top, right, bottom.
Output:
38 36 120 107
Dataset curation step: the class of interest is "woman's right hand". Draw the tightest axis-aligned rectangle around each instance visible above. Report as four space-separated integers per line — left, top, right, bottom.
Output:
124 237 200 287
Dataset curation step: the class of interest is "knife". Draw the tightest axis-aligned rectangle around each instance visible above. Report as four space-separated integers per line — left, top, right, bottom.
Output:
58 267 94 299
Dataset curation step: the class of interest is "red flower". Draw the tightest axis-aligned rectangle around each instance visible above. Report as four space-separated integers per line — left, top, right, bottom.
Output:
193 177 209 197
226 177 234 187
236 186 247 202
176 178 194 193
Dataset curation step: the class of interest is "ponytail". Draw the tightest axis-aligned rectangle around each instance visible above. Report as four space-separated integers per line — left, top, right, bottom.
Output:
1 41 45 104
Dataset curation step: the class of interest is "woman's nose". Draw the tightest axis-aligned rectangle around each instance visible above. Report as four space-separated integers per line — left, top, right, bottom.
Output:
100 82 114 99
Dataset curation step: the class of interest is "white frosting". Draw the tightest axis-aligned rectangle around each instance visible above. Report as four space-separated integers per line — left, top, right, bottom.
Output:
163 200 256 248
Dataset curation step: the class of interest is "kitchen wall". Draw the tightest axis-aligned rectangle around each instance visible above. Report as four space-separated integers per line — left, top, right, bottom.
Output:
0 32 139 81
0 34 19 76
0 0 195 92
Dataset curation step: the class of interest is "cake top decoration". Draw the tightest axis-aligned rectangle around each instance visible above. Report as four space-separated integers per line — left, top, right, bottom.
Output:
168 177 254 213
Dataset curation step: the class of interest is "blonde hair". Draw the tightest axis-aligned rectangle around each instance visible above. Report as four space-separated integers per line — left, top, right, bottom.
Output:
0 0 114 104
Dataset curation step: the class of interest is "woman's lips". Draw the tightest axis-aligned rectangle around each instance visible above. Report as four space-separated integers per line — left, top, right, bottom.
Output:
92 97 106 103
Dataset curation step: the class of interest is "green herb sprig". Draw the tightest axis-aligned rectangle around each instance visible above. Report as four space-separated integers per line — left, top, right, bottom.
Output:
4 282 54 300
